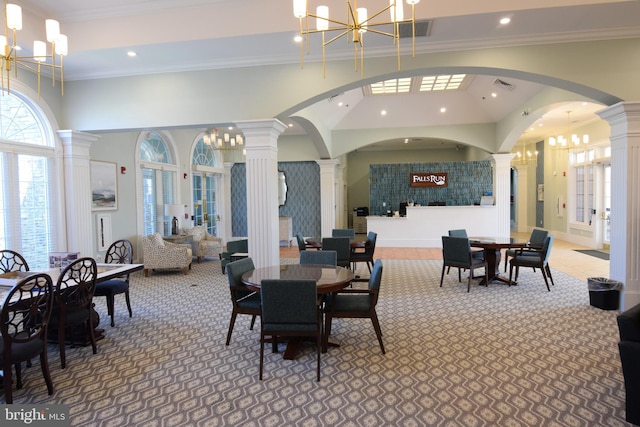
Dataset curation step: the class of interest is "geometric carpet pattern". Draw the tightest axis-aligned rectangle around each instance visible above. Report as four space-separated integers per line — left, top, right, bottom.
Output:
5 258 630 426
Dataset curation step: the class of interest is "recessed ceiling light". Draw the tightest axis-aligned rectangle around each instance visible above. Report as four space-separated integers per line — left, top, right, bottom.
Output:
491 92 497 98
288 123 294 127
338 101 344 107
381 110 387 116
127 51 137 57
440 107 446 113
500 17 511 25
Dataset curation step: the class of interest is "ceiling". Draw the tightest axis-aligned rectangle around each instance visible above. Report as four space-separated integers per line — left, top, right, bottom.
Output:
14 0 640 152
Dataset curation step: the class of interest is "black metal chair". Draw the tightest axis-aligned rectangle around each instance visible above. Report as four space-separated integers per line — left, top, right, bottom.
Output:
321 237 351 268
300 250 337 266
1 273 55 403
50 257 98 369
504 228 548 272
324 259 385 354
0 249 29 273
508 235 555 291
440 236 488 292
259 279 322 381
93 239 134 327
225 257 260 345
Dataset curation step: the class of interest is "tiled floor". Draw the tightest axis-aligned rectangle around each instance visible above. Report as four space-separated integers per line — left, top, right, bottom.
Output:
281 233 609 283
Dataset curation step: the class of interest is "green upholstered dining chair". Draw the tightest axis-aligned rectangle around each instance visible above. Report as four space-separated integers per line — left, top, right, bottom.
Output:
1 273 55 403
445 229 483 276
350 231 377 274
321 237 351 268
296 233 308 252
259 279 322 381
503 228 548 272
94 239 134 327
0 249 29 273
323 259 385 354
300 250 337 266
332 229 356 239
225 257 260 345
508 235 555 291
440 236 488 292
49 257 98 369
220 239 248 274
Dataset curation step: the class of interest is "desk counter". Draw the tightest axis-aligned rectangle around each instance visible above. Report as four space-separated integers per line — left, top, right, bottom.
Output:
367 205 501 247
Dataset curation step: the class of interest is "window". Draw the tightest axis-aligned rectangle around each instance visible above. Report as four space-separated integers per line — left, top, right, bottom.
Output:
0 90 59 269
571 149 595 226
138 132 178 236
192 138 221 235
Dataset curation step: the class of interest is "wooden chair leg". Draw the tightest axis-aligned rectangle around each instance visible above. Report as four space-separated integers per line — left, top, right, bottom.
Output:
226 311 238 345
125 290 133 317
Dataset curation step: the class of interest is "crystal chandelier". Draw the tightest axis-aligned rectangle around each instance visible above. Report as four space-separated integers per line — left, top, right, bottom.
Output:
293 0 421 77
549 111 589 149
0 2 68 96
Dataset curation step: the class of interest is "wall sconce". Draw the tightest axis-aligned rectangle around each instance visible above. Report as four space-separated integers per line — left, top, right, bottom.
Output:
120 166 126 174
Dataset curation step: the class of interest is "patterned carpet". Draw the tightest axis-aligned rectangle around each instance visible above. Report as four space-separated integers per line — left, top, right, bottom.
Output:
4 258 631 426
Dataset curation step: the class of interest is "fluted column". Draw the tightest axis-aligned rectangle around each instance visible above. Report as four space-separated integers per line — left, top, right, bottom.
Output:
235 119 287 269
598 102 640 310
220 162 234 245
491 154 514 238
513 164 529 233
57 130 99 257
317 159 339 237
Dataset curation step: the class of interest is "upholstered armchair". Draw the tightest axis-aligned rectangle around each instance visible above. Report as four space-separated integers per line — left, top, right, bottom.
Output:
142 233 192 276
184 225 223 263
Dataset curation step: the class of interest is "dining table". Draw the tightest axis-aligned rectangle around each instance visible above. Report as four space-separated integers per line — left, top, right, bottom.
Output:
242 263 355 359
0 263 144 342
469 237 528 286
304 237 366 250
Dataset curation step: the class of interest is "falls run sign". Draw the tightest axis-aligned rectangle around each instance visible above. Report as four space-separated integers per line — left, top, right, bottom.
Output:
410 172 448 188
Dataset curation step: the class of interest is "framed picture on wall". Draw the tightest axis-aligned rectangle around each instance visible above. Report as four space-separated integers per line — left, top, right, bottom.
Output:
91 161 118 210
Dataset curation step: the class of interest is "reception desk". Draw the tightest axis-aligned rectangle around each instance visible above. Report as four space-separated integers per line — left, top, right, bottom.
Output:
367 206 499 247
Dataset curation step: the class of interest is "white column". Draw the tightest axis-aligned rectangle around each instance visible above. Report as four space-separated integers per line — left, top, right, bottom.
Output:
598 102 640 310
57 130 99 257
491 153 515 239
235 119 287 269
317 159 339 237
335 163 346 228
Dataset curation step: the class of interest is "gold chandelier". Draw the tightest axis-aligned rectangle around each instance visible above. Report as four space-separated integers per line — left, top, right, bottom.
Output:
513 141 539 165
1 1 67 96
293 0 421 77
549 111 589 149
203 128 245 154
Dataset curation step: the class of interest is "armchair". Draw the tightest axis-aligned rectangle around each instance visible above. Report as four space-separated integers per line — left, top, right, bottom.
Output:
220 239 248 274
617 303 640 426
184 225 223 263
142 233 192 276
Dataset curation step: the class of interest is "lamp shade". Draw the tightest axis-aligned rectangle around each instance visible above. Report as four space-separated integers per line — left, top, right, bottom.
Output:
165 204 184 219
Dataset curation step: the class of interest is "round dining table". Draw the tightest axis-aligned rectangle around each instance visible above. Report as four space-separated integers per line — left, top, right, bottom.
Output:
242 264 355 359
469 237 527 285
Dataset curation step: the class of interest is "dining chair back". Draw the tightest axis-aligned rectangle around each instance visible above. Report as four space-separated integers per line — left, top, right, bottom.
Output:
440 236 488 292
296 234 307 252
324 259 385 354
50 257 98 368
332 229 355 239
321 237 351 268
1 273 54 403
0 250 29 273
350 231 377 274
259 279 322 381
503 228 548 272
94 239 134 327
300 250 337 266
508 235 555 291
448 229 468 238
225 257 260 345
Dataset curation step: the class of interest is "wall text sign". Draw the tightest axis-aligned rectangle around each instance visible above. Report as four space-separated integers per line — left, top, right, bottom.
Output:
410 172 448 188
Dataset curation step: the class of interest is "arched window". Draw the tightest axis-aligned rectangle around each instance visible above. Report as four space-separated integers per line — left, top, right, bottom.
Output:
137 131 179 236
0 90 60 269
191 137 222 235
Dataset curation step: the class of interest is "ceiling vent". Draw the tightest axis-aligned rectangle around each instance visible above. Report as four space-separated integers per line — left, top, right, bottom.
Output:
398 20 432 38
493 78 516 91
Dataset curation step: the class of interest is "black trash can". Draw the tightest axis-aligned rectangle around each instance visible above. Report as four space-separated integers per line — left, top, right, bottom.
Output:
587 277 623 310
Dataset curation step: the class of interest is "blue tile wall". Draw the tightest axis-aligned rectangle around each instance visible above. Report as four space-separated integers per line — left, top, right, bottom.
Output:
369 161 493 215
231 162 321 238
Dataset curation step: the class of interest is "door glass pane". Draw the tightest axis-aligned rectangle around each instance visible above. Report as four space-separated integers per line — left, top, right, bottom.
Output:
205 174 217 235
142 168 157 235
604 165 611 243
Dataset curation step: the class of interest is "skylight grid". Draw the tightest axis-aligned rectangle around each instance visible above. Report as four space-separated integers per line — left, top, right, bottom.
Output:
370 78 412 94
420 74 466 92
